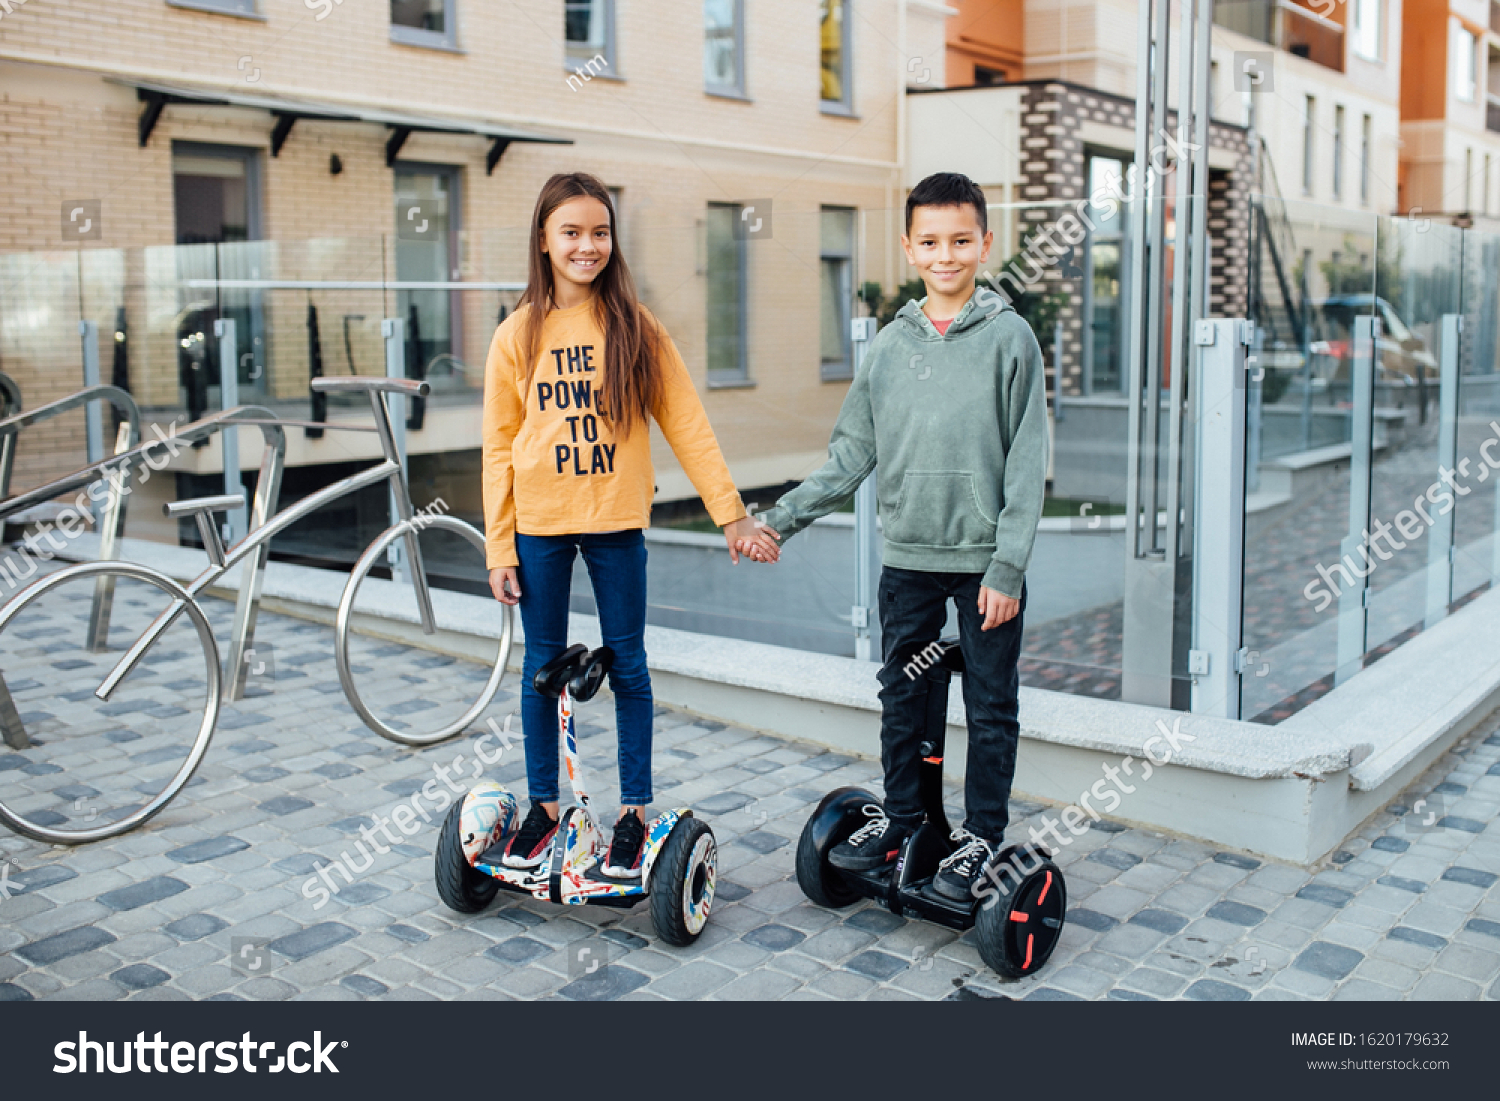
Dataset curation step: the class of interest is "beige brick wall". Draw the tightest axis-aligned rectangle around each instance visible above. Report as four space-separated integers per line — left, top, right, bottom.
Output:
0 0 914 506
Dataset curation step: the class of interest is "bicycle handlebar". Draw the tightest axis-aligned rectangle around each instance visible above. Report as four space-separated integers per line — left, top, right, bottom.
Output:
311 377 431 398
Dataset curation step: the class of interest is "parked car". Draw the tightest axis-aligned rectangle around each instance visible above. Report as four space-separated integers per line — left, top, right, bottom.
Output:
1309 294 1438 388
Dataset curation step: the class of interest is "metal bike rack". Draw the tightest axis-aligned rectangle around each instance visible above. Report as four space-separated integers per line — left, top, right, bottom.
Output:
88 381 428 711
0 403 287 705
0 382 144 654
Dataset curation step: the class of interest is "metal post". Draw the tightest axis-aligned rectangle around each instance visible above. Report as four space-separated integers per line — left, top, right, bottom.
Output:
84 421 132 653
223 435 286 700
383 318 410 582
851 316 880 662
214 319 248 545
1052 321 1065 421
1335 315 1378 685
1426 314 1461 629
79 321 104 524
1246 323 1264 495
1189 318 1248 719
1121 0 1214 708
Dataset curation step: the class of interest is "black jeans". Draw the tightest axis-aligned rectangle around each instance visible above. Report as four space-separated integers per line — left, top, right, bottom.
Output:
875 565 1025 844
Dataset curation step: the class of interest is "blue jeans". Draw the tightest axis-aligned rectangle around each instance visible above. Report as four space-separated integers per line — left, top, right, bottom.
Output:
515 529 653 806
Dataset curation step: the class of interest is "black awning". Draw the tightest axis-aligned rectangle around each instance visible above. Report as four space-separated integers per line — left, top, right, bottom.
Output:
115 78 572 174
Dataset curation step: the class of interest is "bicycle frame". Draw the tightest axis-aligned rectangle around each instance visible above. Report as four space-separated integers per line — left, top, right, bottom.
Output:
92 381 435 706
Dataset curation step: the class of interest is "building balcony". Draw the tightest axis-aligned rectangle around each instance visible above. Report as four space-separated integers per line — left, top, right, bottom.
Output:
1216 0 1345 74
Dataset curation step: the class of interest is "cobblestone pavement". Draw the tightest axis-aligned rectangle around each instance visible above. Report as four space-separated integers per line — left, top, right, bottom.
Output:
1 568 1498 1002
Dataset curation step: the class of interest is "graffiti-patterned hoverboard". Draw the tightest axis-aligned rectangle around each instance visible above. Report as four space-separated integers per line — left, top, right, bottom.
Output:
436 644 717 945
794 638 1067 978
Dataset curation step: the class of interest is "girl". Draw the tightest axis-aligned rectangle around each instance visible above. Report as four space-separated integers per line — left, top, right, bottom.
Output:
482 172 769 877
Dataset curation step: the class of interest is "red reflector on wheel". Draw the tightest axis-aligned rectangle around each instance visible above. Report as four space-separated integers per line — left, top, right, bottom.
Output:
1009 909 1029 922
1022 934 1034 970
1037 869 1052 905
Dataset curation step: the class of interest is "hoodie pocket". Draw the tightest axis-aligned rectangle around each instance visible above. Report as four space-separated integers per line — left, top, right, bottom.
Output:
883 471 997 548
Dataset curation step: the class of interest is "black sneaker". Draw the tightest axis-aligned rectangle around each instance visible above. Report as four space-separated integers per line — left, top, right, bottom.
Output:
930 829 996 902
502 802 559 868
829 803 910 871
603 810 646 877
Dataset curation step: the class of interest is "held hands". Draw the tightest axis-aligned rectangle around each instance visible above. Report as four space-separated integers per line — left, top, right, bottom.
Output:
489 567 521 606
978 586 1019 630
724 516 781 564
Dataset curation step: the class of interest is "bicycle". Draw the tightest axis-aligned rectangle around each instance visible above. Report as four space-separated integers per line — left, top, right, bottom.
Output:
0 378 513 845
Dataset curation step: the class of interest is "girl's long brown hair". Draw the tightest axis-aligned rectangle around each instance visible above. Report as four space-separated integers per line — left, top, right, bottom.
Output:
519 172 662 437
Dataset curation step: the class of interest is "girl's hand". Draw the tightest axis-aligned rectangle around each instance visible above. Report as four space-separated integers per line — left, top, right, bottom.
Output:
489 567 521 605
728 518 781 564
723 516 779 563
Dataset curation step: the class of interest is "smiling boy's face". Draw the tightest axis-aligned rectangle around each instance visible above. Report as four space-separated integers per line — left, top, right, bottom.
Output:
901 203 993 307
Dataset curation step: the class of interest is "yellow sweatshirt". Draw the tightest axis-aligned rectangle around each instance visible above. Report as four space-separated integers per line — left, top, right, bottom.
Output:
482 300 747 569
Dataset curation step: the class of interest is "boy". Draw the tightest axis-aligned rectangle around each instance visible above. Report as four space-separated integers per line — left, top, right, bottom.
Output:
740 172 1048 901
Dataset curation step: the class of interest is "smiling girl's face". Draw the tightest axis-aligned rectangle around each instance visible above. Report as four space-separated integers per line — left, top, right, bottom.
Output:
541 195 613 306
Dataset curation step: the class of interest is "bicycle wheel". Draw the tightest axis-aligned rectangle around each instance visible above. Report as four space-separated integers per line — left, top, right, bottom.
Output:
334 515 513 747
0 559 221 844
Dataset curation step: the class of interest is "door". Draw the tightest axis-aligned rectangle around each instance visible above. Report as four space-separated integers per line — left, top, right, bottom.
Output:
172 143 267 413
394 165 463 397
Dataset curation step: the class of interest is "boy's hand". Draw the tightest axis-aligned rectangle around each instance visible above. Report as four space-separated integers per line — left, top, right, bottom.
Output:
730 519 782 564
489 567 521 605
724 516 780 563
978 586 1019 630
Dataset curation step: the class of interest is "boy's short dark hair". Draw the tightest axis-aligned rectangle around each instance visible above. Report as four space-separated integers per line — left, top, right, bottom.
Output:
905 172 988 237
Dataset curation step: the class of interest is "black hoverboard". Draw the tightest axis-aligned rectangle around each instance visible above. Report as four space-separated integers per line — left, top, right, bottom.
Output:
794 638 1068 978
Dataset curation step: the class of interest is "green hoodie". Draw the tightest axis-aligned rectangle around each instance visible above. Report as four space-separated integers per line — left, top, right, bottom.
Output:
757 287 1048 597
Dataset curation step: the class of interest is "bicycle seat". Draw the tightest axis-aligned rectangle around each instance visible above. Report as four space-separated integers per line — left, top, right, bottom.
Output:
533 645 614 701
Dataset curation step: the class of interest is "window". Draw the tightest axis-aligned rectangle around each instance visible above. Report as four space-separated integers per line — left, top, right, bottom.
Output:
1466 148 1474 210
1454 24 1477 102
567 0 617 76
168 0 258 15
1332 106 1344 199
820 208 855 381
1352 0 1381 61
973 65 1006 86
705 0 744 96
1360 114 1372 203
1486 154 1492 216
1085 156 1127 394
820 0 852 111
1303 95 1316 195
706 204 748 383
391 0 457 49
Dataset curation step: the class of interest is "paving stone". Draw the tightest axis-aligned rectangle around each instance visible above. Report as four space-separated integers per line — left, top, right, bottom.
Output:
110 964 170 990
743 924 806 952
17 926 117 966
557 966 650 1001
1185 978 1251 1001
1387 926 1447 951
1441 866 1498 889
268 922 358 962
100 876 189 912
1293 941 1363 980
1206 900 1267 926
1128 908 1189 935
167 837 250 864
